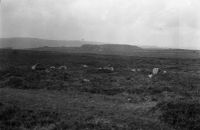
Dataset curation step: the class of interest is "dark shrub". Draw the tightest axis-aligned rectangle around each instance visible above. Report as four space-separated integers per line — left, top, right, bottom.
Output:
0 103 60 130
4 76 27 89
158 99 200 130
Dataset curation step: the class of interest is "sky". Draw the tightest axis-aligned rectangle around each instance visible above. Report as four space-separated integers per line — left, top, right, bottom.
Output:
0 0 200 49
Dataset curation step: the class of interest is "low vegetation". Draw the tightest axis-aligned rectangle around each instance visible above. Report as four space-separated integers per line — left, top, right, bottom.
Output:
157 99 200 130
0 49 200 129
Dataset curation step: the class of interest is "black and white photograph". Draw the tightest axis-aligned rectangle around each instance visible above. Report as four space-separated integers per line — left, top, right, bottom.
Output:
0 0 200 129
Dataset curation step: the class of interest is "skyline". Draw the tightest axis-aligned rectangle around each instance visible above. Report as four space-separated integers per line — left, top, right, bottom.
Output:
1 0 200 50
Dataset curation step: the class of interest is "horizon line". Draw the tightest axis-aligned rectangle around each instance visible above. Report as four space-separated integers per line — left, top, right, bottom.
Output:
0 36 199 51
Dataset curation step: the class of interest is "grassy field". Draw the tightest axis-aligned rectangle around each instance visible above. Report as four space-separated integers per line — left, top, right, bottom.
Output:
0 49 200 130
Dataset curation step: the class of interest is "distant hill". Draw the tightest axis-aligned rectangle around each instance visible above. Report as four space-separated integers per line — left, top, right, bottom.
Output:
0 37 143 56
80 44 142 55
140 45 166 49
31 44 143 55
31 45 200 59
0 37 102 49
1 37 200 58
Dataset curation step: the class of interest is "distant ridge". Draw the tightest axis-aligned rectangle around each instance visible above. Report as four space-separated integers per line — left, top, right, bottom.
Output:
0 37 103 49
31 44 143 56
81 44 142 53
140 45 166 49
1 37 200 58
0 37 143 55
